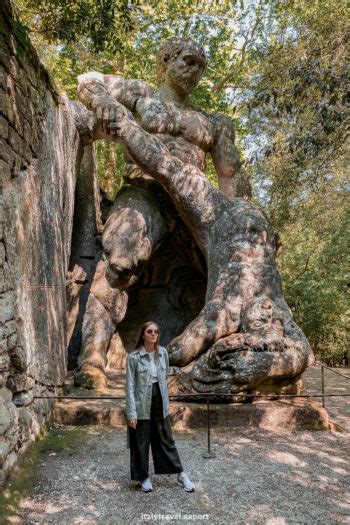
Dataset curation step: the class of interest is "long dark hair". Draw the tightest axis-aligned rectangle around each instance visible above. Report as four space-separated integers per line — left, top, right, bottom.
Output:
135 321 160 358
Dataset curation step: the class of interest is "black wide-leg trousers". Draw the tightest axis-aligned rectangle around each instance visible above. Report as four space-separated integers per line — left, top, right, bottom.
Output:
128 381 183 481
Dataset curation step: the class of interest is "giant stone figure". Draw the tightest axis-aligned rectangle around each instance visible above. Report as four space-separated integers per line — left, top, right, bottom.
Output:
75 37 313 399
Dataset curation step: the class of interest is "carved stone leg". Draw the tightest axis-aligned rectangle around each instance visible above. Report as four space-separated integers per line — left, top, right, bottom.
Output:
167 295 242 366
102 185 166 287
75 293 115 390
74 185 166 390
74 259 128 390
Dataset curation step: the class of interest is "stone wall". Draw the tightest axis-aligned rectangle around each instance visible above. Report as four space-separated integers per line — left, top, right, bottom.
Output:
0 0 83 483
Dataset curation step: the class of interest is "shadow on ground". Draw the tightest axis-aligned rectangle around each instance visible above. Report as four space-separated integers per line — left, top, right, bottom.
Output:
1 368 349 524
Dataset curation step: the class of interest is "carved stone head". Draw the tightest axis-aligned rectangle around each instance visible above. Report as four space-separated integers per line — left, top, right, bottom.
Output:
156 37 207 95
242 297 284 340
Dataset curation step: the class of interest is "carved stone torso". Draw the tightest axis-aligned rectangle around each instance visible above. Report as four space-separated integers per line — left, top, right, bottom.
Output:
134 94 214 173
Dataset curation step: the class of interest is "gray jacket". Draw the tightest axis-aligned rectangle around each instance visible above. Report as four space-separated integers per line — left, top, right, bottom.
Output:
125 345 170 421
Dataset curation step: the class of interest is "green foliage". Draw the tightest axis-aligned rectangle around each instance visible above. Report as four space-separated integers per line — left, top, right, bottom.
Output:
15 0 136 53
95 140 125 200
245 0 349 227
241 0 349 364
277 172 349 365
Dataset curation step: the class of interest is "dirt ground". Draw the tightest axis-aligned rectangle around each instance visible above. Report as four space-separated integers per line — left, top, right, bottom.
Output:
1 367 349 525
302 365 350 432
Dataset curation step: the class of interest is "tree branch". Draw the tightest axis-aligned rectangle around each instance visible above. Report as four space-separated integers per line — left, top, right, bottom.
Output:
212 14 261 91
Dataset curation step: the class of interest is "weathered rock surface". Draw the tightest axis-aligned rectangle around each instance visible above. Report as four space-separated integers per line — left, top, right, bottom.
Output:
0 0 85 483
53 398 329 431
106 331 128 370
53 371 329 432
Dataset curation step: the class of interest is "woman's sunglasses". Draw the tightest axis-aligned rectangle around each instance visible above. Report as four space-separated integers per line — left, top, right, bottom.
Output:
145 329 159 334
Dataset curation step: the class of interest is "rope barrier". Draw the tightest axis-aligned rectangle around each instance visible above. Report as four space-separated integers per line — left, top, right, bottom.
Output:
34 393 350 400
33 369 349 458
313 361 350 381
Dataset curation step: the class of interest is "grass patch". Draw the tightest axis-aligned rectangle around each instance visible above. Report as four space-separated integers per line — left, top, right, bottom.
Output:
0 426 86 523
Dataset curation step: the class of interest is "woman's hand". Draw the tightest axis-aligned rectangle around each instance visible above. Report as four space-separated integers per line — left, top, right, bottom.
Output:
128 418 137 429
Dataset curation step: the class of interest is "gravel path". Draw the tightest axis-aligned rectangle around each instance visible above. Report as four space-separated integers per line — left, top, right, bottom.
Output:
1 368 349 525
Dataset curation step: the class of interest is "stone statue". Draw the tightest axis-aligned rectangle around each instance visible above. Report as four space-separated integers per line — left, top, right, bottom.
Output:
74 37 313 397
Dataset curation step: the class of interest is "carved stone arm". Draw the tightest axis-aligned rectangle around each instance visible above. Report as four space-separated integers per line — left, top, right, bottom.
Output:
77 71 156 137
77 71 155 113
209 113 251 200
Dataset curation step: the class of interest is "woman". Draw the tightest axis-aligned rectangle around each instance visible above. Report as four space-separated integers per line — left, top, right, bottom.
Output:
125 321 195 492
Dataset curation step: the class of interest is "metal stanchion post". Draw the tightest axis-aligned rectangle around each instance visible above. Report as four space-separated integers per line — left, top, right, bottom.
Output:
202 398 216 458
321 365 325 408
